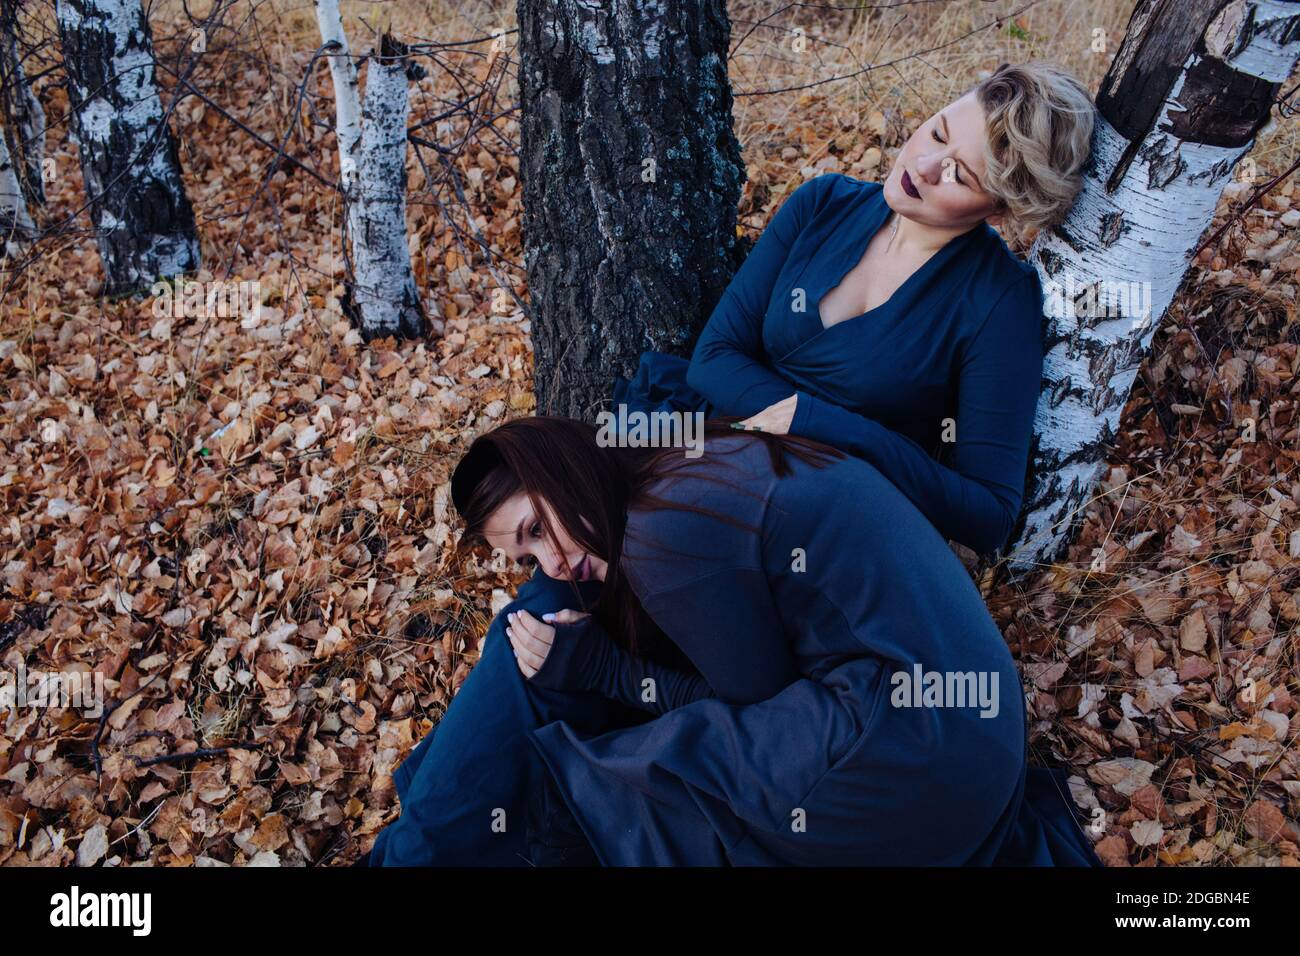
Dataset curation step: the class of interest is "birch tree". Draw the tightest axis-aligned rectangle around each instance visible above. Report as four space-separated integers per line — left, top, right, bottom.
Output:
314 1 426 341
56 0 199 296
314 0 362 263
1005 0 1300 571
0 127 33 254
0 0 44 207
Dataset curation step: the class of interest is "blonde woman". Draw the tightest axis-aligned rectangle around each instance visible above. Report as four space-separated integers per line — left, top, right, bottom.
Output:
624 59 1096 555
363 61 1097 866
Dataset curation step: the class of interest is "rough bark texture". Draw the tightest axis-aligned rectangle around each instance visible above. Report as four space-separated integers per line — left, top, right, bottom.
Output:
314 4 425 341
0 128 34 253
56 0 199 296
0 0 45 206
351 34 426 341
1006 0 1300 573
517 0 747 420
313 0 362 241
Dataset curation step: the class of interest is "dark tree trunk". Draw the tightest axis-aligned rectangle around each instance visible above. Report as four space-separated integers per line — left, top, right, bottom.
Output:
0 0 45 206
1006 0 1300 572
517 0 746 420
56 0 199 297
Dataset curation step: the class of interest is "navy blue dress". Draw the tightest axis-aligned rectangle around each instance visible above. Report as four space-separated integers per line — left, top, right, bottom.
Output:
364 173 1086 866
523 435 1098 865
616 171 1044 555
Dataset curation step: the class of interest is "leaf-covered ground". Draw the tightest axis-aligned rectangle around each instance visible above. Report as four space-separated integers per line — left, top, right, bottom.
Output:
1 0 1297 866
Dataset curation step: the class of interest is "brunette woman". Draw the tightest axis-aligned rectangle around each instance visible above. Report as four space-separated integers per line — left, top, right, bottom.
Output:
375 417 1099 865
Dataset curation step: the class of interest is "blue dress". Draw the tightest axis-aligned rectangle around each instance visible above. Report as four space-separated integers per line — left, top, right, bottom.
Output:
523 435 1098 865
616 171 1044 555
363 173 1089 866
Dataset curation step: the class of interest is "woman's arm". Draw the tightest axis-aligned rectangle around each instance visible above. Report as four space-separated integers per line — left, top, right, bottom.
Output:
688 168 1044 553
686 174 841 417
521 611 717 715
788 273 1045 554
636 566 799 704
511 469 800 712
620 479 801 704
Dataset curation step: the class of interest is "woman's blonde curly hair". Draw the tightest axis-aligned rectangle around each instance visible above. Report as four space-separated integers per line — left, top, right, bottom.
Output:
975 61 1096 244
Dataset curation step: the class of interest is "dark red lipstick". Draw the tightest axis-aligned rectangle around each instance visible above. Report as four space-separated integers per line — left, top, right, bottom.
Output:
901 169 921 199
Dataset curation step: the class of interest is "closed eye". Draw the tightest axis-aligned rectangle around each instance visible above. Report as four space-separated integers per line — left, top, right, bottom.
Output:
932 129 965 185
932 120 968 186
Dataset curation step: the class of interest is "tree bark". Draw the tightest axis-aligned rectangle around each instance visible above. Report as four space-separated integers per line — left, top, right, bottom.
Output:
313 0 362 252
517 0 747 420
0 0 45 207
351 34 426 341
1006 0 1300 572
313 3 426 341
0 127 34 254
56 0 199 297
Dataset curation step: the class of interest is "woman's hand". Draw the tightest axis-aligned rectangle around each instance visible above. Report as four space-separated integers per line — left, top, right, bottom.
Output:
506 608 589 679
735 394 798 435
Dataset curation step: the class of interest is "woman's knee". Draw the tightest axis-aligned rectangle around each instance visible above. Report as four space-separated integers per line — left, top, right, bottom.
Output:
506 568 595 618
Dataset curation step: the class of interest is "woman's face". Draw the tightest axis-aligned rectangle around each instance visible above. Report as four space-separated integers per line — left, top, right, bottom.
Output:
882 90 1002 232
480 490 609 583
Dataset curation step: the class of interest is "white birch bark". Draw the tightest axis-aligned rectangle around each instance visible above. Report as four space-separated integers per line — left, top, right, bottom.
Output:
0 125 34 254
55 0 199 294
313 2 425 340
0 0 45 206
352 35 425 339
313 0 362 244
1006 0 1300 572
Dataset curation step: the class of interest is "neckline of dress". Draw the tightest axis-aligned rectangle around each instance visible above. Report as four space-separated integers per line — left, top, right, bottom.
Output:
814 194 987 333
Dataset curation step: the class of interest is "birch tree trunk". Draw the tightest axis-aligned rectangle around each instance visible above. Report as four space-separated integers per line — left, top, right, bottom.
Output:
517 0 747 419
313 2 426 341
0 127 34 254
56 0 199 296
1006 0 1300 572
351 33 426 341
0 0 44 206
313 0 362 254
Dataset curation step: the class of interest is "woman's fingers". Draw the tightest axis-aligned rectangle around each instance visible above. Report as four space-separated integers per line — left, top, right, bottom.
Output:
736 394 797 434
545 609 589 625
506 624 544 676
507 610 553 677
513 609 553 643
507 608 588 678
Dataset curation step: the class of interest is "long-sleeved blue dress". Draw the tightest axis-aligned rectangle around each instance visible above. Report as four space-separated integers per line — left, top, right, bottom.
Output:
615 171 1044 555
524 435 1098 865
363 173 1075 866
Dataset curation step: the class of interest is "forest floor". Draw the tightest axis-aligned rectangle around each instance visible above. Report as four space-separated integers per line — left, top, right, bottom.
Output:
1 0 1298 866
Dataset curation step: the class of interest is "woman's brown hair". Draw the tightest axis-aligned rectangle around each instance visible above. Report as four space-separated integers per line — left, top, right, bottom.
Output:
451 416 843 661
